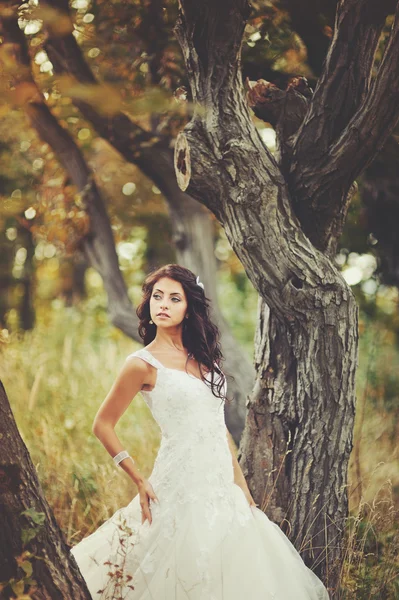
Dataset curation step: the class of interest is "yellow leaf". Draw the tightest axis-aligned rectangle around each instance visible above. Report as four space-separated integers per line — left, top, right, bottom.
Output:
57 75 123 116
28 6 74 36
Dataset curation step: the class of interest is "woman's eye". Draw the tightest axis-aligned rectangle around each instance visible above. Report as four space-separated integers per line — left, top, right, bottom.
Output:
152 294 180 302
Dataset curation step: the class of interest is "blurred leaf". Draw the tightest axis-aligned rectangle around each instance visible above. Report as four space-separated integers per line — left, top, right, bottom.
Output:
21 507 46 525
23 5 74 37
0 198 26 216
19 561 33 578
11 580 24 595
57 75 123 116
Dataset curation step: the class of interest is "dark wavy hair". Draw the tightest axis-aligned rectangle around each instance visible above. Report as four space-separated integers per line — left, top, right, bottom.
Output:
136 264 231 405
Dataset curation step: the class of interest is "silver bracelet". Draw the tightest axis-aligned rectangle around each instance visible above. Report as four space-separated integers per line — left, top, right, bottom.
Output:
113 450 134 467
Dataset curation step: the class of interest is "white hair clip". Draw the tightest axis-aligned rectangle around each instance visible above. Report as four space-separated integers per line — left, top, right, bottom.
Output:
196 275 205 290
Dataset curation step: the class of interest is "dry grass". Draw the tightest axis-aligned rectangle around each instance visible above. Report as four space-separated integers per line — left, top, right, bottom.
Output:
0 303 161 544
1 303 398 597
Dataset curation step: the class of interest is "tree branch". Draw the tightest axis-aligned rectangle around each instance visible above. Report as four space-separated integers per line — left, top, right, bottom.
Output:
294 0 395 155
173 0 347 322
174 0 251 108
246 76 312 171
288 0 398 254
329 4 399 173
0 7 139 337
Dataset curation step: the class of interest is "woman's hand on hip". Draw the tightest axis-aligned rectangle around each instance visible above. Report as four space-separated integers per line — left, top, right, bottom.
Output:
138 479 159 525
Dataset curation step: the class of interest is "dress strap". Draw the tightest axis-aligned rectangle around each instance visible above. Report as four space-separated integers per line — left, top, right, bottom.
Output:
125 348 164 370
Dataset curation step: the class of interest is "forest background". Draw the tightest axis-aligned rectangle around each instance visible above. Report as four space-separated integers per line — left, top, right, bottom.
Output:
0 0 398 597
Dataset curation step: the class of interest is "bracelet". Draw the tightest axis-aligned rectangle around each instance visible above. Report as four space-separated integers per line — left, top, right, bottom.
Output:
113 450 134 467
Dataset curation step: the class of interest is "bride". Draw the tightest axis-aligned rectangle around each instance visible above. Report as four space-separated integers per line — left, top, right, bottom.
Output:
70 263 330 599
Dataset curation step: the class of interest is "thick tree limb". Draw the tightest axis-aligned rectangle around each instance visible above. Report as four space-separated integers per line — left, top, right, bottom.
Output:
328 4 399 175
294 0 395 155
289 0 398 254
174 0 340 320
282 0 399 288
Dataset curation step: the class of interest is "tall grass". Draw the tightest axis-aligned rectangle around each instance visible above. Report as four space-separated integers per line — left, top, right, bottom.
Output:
0 302 161 544
0 303 398 596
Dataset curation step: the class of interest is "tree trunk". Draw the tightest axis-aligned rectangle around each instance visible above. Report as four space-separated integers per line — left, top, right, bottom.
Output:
174 83 359 593
171 0 399 592
0 381 90 599
239 294 358 590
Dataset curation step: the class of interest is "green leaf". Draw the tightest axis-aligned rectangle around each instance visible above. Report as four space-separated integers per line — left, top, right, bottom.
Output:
11 580 24 595
20 561 33 577
21 527 38 546
21 508 46 525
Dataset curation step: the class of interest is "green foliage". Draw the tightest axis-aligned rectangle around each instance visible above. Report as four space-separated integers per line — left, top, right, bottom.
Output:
20 508 46 546
0 506 46 600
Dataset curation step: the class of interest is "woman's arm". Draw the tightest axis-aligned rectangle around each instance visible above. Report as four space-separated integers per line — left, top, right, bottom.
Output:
92 356 151 487
226 428 257 507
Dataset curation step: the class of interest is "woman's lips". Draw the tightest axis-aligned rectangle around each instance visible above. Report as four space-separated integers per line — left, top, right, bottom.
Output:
157 314 170 318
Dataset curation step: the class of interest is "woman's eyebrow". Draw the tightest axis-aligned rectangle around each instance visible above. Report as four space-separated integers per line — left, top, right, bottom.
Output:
154 288 182 296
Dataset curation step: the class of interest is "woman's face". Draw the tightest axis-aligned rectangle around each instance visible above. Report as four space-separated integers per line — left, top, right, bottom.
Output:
149 277 188 328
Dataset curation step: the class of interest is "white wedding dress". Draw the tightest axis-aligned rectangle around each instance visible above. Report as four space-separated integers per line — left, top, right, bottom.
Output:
70 348 330 599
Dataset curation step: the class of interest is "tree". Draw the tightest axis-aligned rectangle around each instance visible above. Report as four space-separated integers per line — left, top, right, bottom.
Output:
173 0 399 592
0 381 91 598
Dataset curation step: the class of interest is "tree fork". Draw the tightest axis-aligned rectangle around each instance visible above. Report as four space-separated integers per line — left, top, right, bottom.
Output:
290 0 399 254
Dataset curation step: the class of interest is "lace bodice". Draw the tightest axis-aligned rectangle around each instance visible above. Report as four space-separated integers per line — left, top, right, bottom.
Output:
124 348 236 502
126 348 226 432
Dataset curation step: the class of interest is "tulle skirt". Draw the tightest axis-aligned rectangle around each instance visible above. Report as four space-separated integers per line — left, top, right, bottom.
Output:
70 481 330 600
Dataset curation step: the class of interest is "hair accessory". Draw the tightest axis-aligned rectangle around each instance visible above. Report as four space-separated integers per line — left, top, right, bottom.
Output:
113 450 134 467
196 275 205 290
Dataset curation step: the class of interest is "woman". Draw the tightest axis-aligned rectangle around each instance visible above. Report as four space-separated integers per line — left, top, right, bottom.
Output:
70 263 330 599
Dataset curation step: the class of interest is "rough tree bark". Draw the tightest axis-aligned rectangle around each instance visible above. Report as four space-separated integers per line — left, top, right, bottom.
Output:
173 0 399 593
281 0 399 293
0 382 91 599
288 0 398 256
